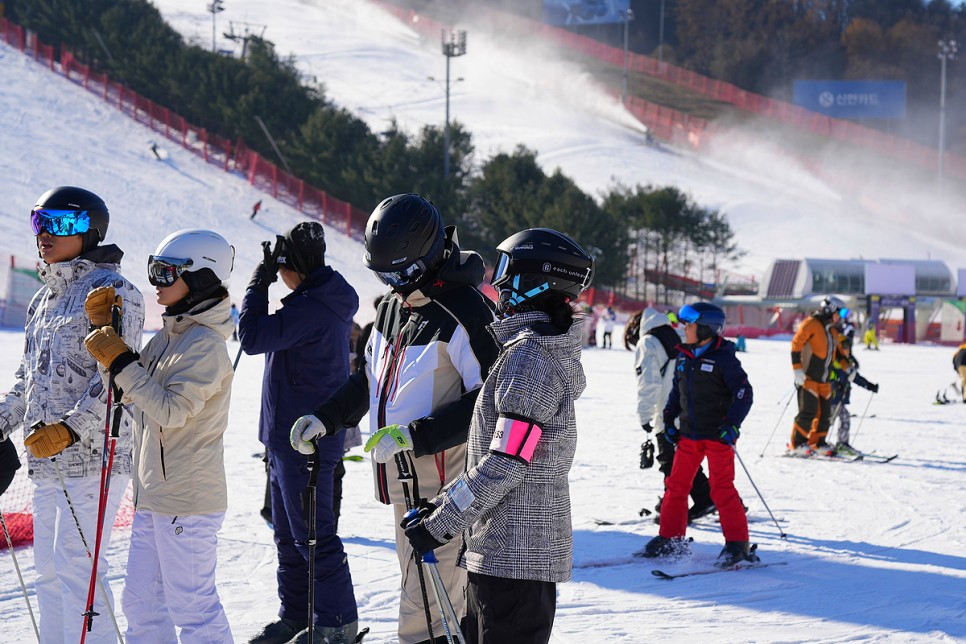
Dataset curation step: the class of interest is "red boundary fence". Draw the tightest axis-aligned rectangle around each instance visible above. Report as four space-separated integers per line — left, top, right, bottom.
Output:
1 17 372 242
375 1 966 181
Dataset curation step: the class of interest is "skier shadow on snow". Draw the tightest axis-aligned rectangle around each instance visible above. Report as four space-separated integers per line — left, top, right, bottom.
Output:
571 527 966 638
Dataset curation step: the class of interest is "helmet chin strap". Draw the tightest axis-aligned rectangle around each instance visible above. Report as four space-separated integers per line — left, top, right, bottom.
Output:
497 275 551 317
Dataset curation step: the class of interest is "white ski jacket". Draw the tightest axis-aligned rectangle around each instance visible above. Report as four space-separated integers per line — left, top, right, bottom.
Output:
634 307 682 433
0 247 144 480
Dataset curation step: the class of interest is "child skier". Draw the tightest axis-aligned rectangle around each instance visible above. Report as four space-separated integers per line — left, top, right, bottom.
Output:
633 307 714 522
640 302 757 568
400 228 593 643
84 228 236 642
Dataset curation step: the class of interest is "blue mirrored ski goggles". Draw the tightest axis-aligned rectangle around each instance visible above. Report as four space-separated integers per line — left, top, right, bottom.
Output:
677 304 701 325
147 255 193 287
30 208 92 237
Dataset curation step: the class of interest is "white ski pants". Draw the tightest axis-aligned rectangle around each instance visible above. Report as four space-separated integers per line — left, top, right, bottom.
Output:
122 510 233 644
33 473 129 644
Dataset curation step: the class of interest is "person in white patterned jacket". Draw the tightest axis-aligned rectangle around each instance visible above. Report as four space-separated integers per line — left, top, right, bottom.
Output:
402 228 594 644
0 186 144 644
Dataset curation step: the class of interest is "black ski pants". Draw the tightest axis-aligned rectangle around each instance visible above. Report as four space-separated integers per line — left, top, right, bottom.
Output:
465 571 555 644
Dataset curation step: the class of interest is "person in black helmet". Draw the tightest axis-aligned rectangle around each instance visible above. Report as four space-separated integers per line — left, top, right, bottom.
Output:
241 221 361 644
0 186 145 643
400 227 593 643
290 194 499 644
640 302 757 568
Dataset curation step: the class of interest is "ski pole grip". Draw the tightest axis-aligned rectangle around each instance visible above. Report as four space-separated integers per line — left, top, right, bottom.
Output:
423 550 439 564
402 507 421 529
110 303 121 334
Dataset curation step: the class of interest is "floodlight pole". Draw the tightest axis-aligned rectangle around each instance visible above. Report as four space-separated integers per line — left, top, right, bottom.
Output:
937 39 958 192
622 9 635 105
207 0 225 53
441 30 467 179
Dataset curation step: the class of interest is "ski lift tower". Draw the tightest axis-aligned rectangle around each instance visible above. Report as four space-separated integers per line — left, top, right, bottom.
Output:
441 29 467 179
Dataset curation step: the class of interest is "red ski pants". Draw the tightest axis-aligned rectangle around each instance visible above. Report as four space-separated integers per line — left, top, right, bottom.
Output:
658 438 748 542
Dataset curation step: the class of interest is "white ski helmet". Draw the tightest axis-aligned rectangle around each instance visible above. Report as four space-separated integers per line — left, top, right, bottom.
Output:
148 229 234 290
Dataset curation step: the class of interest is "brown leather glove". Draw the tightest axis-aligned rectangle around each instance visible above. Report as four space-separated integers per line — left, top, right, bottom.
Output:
24 422 78 458
84 326 132 370
85 286 122 328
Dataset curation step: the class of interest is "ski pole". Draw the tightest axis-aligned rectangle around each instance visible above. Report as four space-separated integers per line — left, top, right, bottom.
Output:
0 510 40 643
81 302 123 643
734 447 786 539
422 550 465 644
776 386 795 406
304 439 321 644
849 391 875 446
51 458 124 642
394 452 436 643
232 344 243 371
759 387 796 457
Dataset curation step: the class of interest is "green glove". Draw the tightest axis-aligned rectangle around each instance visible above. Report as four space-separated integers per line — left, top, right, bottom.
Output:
364 424 414 463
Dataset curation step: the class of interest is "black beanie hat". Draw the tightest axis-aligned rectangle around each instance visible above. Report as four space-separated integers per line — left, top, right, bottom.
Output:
278 221 326 275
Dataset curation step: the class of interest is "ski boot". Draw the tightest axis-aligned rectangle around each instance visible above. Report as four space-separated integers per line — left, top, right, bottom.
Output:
636 535 693 558
715 542 760 568
250 617 307 644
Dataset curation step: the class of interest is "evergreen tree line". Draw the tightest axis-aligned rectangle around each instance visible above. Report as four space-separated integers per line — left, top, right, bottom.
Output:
8 0 743 296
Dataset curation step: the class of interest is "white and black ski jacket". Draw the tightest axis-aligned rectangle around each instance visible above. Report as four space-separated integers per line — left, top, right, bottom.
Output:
423 311 586 583
0 246 144 480
314 233 499 505
634 307 683 432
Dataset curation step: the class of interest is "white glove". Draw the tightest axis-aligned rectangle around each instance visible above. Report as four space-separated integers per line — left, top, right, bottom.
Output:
793 369 806 387
289 415 329 455
364 424 414 463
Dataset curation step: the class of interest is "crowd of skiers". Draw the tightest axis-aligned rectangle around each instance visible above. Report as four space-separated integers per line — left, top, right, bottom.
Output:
0 187 600 644
0 183 906 643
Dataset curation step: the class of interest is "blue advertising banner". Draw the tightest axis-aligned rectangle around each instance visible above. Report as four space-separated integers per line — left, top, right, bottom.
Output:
793 80 906 119
544 0 631 26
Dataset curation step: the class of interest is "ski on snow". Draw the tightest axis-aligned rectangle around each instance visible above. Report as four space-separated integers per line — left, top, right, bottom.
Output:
783 450 897 463
651 561 788 580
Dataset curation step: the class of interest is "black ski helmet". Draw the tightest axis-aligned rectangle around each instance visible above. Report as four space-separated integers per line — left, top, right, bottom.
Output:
491 228 594 316
678 302 726 341
363 193 446 293
32 186 109 252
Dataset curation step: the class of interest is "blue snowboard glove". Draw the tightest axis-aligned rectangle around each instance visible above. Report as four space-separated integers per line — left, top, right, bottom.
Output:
718 424 740 446
663 422 679 446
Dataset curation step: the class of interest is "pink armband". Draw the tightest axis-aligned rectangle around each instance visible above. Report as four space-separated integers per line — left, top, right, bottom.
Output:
490 416 542 464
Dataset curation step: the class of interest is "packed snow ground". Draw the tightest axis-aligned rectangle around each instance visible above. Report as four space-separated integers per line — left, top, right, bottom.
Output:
0 4 965 642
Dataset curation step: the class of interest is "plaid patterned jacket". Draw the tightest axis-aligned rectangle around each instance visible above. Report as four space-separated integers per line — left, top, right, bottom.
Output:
426 311 586 583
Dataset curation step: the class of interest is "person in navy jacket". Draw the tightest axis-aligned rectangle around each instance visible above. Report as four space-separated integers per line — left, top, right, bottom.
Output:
640 302 757 568
240 222 360 644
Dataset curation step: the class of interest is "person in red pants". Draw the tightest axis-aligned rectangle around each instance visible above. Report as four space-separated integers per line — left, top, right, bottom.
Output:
639 302 758 568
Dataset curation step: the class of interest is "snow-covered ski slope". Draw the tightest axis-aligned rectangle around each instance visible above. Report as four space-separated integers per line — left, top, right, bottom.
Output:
151 0 966 279
0 39 385 329
0 3 964 641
